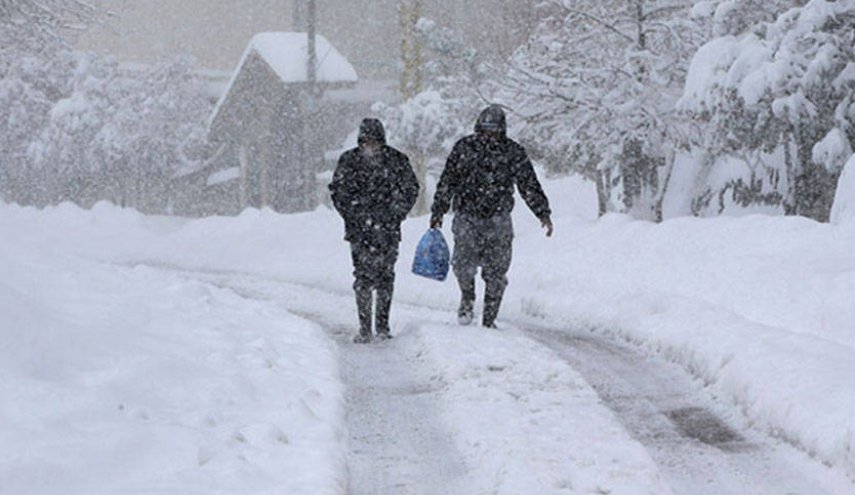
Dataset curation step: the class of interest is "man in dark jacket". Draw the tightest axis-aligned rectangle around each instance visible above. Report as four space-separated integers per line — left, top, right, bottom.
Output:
430 105 553 328
330 118 419 343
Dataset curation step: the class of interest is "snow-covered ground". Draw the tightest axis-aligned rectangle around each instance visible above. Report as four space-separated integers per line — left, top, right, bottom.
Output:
407 324 672 494
0 212 346 494
3 174 855 492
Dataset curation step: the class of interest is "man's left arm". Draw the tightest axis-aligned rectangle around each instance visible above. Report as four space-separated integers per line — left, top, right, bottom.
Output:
392 154 420 222
513 146 554 237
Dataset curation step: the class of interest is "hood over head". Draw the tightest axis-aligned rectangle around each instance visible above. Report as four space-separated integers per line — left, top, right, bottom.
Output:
358 118 386 146
475 104 507 136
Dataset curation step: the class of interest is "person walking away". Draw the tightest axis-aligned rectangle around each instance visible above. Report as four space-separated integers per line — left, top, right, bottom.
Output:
429 105 553 328
330 118 419 343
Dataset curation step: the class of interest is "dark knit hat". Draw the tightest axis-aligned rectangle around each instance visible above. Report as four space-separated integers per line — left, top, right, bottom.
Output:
475 105 507 135
358 118 386 145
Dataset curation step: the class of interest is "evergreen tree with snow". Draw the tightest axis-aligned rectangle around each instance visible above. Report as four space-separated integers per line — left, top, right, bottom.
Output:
31 56 210 210
0 2 211 212
0 0 99 204
681 0 855 221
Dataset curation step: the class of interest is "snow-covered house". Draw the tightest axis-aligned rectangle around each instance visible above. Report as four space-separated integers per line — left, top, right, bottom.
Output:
206 32 358 214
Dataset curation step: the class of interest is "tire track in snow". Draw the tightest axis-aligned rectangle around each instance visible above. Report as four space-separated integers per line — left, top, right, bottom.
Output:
524 327 852 495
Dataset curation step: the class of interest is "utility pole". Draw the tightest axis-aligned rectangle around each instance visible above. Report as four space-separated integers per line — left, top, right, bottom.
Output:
399 0 428 215
290 1 321 210
307 0 317 91
302 0 320 210
293 0 303 31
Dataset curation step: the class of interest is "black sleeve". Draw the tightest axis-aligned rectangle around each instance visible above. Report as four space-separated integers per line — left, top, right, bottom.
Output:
329 154 355 219
512 146 552 221
431 142 462 218
391 153 419 222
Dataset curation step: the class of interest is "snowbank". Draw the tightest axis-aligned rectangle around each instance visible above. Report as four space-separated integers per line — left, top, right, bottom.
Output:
0 213 346 494
507 182 855 479
831 154 855 225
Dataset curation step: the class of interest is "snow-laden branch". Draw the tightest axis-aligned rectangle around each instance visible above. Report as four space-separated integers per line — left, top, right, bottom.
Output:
555 5 636 45
0 0 100 48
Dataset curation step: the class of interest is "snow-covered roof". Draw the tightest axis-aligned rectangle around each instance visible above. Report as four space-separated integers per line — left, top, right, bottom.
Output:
220 32 358 103
247 32 358 84
210 32 358 133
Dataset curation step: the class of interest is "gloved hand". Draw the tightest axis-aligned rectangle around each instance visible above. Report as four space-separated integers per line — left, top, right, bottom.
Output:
542 217 554 237
430 215 443 229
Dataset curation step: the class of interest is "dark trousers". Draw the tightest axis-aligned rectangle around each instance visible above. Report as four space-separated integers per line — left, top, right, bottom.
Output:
350 242 399 336
451 213 513 325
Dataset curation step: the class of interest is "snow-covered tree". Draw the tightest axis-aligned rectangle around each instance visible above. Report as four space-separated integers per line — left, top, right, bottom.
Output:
0 49 77 204
0 0 99 52
0 0 212 213
373 17 491 213
29 55 210 210
0 45 210 210
681 0 855 221
378 17 486 155
0 0 103 204
501 0 703 220
693 0 803 37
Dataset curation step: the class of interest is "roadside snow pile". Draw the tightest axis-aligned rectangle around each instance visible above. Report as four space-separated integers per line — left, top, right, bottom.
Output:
409 324 673 495
0 215 346 494
506 180 855 480
831 154 855 225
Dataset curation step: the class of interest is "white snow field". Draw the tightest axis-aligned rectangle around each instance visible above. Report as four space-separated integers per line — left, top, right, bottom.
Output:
0 213 347 494
2 174 855 493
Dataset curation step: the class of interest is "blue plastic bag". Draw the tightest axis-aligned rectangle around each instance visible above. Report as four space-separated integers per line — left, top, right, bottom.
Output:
412 229 450 281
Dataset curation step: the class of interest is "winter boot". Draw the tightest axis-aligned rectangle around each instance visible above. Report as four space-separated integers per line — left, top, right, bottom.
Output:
354 288 373 344
375 288 393 339
482 292 504 329
457 287 476 326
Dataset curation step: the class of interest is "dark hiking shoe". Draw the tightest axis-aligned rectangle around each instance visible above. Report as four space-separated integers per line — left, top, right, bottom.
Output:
457 298 475 326
375 332 393 342
353 334 372 344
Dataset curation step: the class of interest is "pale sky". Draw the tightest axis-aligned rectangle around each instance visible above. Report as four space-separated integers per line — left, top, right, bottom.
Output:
78 0 533 80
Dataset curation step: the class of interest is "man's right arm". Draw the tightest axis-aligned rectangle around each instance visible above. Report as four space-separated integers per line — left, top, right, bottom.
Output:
329 154 353 218
430 143 462 228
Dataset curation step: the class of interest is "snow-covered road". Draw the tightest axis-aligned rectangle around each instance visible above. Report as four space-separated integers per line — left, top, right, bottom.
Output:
309 315 470 495
179 266 852 495
180 267 670 494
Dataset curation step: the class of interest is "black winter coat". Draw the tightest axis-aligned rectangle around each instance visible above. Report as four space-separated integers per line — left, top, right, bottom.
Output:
330 146 419 247
431 134 551 221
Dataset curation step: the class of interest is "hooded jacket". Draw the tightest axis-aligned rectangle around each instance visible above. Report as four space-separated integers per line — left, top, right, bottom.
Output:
431 106 551 222
329 119 419 247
